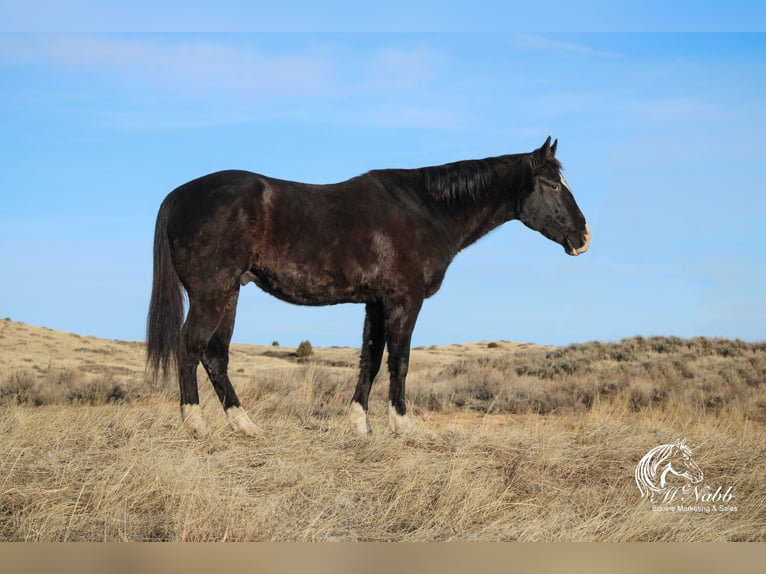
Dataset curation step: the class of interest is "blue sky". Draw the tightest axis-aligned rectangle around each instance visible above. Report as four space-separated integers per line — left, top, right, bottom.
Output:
1 19 765 347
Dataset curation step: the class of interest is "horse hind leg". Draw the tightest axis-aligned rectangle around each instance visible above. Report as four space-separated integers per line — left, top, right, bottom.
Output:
178 296 224 438
201 289 259 437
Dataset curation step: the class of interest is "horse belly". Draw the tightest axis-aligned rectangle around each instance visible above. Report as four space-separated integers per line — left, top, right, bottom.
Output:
242 260 375 306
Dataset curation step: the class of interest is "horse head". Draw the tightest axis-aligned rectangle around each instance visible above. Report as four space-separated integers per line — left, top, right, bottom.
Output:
517 136 591 256
662 439 704 487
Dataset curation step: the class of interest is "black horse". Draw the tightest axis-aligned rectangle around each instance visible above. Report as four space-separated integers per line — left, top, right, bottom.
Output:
147 137 590 437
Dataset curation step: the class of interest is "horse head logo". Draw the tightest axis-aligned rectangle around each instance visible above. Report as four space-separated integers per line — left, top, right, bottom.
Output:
635 439 704 502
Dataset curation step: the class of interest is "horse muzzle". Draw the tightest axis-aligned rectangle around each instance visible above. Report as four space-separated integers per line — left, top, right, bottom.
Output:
565 223 591 256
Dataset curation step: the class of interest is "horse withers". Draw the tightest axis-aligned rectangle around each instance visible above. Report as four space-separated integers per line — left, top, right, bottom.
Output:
146 137 590 437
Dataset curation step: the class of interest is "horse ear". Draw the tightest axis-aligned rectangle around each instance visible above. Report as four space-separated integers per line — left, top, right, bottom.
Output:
530 136 562 170
531 137 552 169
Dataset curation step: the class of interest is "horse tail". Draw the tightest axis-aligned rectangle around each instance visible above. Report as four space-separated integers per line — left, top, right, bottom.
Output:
146 193 184 384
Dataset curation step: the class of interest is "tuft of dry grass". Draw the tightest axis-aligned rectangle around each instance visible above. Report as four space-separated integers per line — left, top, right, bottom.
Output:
0 369 133 407
1 321 764 541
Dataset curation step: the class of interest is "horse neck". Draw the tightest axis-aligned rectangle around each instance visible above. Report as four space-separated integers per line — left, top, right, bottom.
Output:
444 156 529 253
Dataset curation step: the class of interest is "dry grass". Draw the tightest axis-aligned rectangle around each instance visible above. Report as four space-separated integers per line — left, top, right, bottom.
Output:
1 318 764 541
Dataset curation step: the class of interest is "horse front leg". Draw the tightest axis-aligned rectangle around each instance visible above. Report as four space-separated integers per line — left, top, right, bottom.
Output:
349 302 385 434
384 297 423 434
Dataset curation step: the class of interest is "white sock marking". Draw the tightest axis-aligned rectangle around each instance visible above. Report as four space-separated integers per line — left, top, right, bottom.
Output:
181 404 210 438
388 402 413 434
349 401 372 434
225 406 260 437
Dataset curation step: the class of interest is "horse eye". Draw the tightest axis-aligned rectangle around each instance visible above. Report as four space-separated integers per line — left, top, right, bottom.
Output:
550 183 560 191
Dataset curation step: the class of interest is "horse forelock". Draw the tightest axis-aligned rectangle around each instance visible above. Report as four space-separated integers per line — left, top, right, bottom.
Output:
527 154 563 175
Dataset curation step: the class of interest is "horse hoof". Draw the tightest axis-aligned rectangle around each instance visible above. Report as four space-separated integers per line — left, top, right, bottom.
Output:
181 404 211 438
225 406 261 437
388 403 414 435
349 401 372 434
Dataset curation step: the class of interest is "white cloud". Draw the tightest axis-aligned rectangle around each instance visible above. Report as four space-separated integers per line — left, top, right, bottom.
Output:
511 34 621 58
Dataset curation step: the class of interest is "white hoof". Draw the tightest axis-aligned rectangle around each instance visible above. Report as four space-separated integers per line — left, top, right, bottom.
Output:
181 404 211 438
349 401 372 434
388 402 413 434
225 406 260 437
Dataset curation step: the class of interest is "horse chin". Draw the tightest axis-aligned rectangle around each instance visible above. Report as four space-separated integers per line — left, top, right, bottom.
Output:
565 223 591 256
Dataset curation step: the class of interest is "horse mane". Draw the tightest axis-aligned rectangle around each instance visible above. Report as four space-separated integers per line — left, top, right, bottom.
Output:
421 159 498 204
420 152 561 205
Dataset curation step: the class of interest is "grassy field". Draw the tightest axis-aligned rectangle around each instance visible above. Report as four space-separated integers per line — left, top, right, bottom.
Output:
1 318 764 541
